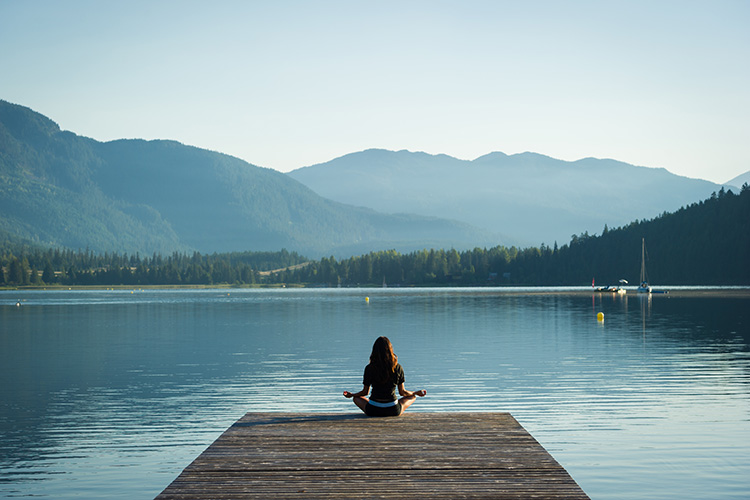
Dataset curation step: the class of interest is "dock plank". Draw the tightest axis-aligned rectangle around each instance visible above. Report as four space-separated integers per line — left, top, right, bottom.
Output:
157 412 589 499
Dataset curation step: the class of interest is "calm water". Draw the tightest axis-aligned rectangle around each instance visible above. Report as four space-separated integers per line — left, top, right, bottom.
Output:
1 288 748 499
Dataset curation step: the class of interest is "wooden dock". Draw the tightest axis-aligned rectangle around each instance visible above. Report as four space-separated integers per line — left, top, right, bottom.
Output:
157 412 590 499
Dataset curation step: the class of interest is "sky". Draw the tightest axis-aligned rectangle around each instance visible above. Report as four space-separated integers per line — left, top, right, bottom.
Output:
1 1 748 184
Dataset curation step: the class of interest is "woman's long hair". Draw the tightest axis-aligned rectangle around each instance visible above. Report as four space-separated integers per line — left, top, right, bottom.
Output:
369 336 398 383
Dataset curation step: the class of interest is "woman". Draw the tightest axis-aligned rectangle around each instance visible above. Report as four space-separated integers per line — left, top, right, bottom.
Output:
343 336 426 417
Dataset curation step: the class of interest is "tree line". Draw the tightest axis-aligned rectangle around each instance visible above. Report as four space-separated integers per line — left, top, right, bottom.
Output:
0 248 306 287
2 186 748 288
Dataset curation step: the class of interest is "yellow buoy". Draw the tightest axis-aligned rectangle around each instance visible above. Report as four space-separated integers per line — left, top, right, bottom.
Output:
365 297 370 303
597 312 604 322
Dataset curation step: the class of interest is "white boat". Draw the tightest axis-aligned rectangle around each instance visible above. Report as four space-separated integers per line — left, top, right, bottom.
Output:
637 238 652 294
594 279 628 293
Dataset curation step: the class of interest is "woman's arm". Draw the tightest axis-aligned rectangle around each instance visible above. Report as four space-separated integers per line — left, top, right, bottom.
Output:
398 383 426 398
343 385 370 398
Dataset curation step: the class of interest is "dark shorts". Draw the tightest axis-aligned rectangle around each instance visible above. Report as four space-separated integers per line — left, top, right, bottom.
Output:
365 401 403 417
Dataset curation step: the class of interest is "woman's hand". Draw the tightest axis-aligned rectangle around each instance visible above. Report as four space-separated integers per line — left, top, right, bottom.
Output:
344 386 370 399
415 390 427 397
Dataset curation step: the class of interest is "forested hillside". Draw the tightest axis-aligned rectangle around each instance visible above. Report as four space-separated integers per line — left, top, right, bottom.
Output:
0 100 492 257
275 186 750 286
3 187 747 287
0 101 186 253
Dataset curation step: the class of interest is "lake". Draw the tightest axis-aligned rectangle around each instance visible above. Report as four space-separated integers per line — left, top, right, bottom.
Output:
1 287 748 499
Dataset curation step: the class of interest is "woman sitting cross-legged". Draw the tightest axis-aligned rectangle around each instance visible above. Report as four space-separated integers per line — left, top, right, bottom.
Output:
343 336 426 417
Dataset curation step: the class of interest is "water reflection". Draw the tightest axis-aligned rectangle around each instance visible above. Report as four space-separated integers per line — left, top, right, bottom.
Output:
0 288 748 499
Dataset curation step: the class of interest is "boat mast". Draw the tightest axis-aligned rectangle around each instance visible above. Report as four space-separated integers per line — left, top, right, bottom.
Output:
640 238 646 284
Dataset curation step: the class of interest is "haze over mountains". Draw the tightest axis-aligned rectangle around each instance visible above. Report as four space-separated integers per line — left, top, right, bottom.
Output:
0 100 490 257
289 150 733 247
1 99 741 258
726 170 750 190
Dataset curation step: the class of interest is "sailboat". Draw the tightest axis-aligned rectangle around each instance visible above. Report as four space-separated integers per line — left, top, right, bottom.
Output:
637 238 652 294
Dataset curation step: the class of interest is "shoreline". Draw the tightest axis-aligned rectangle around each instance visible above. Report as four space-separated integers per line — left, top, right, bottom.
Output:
2 284 749 299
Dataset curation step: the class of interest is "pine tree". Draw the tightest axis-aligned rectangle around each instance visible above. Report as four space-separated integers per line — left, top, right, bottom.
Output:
42 262 56 284
8 257 23 285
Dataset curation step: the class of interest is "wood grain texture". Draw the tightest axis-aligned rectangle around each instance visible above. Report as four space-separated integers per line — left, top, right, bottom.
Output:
157 413 590 499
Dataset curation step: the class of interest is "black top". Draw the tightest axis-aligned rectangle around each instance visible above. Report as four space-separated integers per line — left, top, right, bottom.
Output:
363 363 405 402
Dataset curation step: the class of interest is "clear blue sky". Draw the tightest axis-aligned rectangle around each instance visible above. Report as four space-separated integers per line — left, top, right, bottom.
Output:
1 1 748 183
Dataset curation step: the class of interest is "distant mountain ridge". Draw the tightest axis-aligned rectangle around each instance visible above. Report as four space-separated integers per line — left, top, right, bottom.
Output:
726 170 750 190
2 99 736 258
288 149 729 246
0 100 493 257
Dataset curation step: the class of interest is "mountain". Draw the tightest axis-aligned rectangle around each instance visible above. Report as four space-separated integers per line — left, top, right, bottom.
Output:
726 170 750 190
288 149 728 246
0 101 493 257
290 186 750 286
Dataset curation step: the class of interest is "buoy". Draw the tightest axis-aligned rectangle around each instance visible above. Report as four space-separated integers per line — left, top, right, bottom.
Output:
597 312 604 322
365 297 370 303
